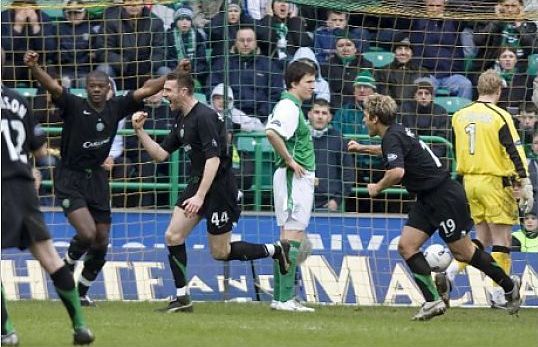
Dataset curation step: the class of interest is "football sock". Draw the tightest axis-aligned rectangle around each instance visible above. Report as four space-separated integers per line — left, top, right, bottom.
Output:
272 260 281 302
469 248 514 293
66 235 91 264
279 240 301 302
1 284 15 335
446 239 484 282
78 247 107 297
51 265 86 329
491 245 511 288
168 244 188 291
227 241 270 261
406 252 439 302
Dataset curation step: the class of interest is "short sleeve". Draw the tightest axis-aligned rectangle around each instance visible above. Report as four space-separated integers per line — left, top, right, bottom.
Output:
114 91 145 121
198 111 221 159
25 106 46 152
382 133 405 169
160 125 182 154
265 99 299 140
52 88 79 120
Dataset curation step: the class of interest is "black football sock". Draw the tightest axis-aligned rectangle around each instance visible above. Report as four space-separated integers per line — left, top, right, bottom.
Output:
469 248 514 293
168 244 188 291
78 247 107 297
406 252 439 302
65 235 91 264
227 241 270 261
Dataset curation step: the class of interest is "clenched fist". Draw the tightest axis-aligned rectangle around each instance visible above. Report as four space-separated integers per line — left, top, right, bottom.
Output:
131 111 148 130
23 50 39 68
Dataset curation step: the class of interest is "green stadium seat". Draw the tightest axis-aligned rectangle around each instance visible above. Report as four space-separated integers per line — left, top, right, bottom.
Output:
362 51 395 68
434 96 472 114
15 87 38 97
435 88 451 96
194 92 207 104
69 88 87 97
527 54 538 76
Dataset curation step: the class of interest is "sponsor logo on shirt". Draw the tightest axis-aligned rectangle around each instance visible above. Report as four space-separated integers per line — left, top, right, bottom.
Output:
96 122 105 132
387 153 398 162
82 138 110 149
83 110 91 115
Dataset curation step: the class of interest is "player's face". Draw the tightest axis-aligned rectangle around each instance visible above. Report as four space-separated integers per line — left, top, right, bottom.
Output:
308 105 331 130
499 49 517 70
363 111 378 137
163 79 180 111
415 88 432 106
335 39 356 58
395 46 412 64
293 73 316 102
86 77 110 105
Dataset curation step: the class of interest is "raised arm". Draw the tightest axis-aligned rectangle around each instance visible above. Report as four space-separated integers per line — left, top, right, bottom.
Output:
24 50 62 98
132 59 192 102
131 111 169 162
347 140 383 156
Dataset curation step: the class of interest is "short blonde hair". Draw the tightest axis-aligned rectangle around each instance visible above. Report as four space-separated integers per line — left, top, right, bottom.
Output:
363 94 398 125
477 70 503 96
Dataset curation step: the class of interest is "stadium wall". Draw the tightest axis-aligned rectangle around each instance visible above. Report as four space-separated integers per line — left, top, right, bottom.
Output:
2 211 537 307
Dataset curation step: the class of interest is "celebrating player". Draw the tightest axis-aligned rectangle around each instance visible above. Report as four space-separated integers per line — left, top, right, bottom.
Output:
265 60 317 312
131 70 291 312
439 70 532 308
23 50 172 306
348 94 521 320
1 68 94 344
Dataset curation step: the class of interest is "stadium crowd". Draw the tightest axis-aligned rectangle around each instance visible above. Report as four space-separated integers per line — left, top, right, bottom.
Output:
1 0 537 213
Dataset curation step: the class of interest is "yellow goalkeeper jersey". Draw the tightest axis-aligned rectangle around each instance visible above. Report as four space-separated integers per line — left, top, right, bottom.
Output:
451 101 528 178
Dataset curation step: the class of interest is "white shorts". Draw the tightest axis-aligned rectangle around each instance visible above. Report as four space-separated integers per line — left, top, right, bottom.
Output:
273 167 315 230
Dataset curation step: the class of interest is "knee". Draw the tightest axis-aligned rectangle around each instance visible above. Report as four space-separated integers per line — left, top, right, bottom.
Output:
397 241 415 259
77 226 98 244
165 229 185 246
94 230 110 249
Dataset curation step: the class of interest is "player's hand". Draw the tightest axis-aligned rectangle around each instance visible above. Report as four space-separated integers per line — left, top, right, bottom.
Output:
517 177 534 213
286 158 305 177
101 156 114 171
347 140 364 153
326 199 338 212
32 168 42 192
182 194 204 218
367 183 381 197
131 111 148 130
176 59 191 74
23 50 39 68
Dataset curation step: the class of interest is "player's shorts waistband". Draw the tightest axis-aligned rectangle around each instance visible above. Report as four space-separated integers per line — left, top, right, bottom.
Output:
463 174 515 187
58 164 105 178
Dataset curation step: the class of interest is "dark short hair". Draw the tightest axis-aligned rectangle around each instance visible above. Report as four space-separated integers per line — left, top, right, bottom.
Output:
313 98 330 109
86 70 109 83
176 72 194 95
519 102 537 114
285 61 316 89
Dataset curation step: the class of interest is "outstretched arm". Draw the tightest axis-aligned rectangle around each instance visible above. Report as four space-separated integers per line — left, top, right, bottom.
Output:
132 59 192 102
24 50 62 99
132 111 169 162
347 140 382 156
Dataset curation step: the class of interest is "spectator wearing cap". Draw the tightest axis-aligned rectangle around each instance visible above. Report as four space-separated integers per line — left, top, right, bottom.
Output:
333 70 384 184
1 0 55 87
409 0 473 99
374 36 429 106
95 0 167 90
53 0 98 88
321 34 373 109
399 78 450 159
208 26 283 122
256 0 312 61
206 0 254 62
511 209 538 252
313 10 371 64
165 5 208 90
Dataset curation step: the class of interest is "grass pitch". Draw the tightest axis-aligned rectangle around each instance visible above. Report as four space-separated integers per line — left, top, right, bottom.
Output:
6 301 538 347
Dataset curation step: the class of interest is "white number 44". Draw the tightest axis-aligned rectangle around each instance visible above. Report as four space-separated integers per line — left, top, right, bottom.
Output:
211 211 229 226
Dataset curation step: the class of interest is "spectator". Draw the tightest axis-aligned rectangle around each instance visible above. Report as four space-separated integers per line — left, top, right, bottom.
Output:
256 0 312 61
526 131 538 210
534 76 538 107
514 102 538 150
494 46 534 109
473 0 537 77
53 0 97 88
511 210 538 252
321 34 372 109
1 0 55 87
399 79 451 159
290 47 331 104
180 0 225 28
241 0 271 20
95 0 167 90
375 36 429 106
166 5 208 90
410 0 473 99
206 0 254 62
208 26 283 122
332 70 382 184
313 10 370 64
308 99 354 212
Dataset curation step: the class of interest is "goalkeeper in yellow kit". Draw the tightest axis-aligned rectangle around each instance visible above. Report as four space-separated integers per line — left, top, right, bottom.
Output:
436 70 533 308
